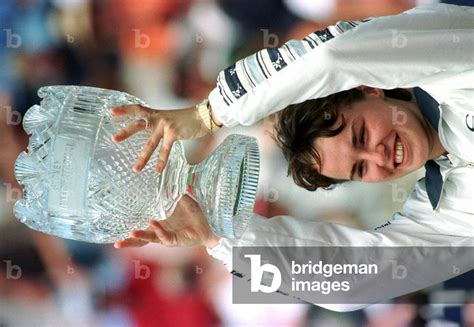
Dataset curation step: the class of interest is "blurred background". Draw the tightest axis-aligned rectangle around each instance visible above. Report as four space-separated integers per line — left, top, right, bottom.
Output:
1 0 473 326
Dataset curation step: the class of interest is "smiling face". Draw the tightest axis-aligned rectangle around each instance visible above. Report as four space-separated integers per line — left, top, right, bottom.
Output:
313 87 443 182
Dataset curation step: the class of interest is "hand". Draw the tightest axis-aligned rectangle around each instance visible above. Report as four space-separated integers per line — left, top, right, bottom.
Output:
114 195 221 249
111 105 209 173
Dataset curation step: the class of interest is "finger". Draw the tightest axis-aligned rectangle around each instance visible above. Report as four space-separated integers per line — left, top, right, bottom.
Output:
149 220 175 245
112 119 147 143
130 229 158 241
111 105 147 116
156 133 176 173
114 238 149 248
133 128 163 173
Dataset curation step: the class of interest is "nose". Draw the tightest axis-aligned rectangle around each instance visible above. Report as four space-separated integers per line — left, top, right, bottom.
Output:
358 143 388 167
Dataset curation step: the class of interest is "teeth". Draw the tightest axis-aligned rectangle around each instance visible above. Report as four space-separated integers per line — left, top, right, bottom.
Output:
395 140 404 164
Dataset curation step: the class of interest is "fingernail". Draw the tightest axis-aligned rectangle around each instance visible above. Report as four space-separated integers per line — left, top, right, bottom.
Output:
156 160 164 172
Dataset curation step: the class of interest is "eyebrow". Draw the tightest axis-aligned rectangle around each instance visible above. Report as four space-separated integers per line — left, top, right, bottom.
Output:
350 119 356 181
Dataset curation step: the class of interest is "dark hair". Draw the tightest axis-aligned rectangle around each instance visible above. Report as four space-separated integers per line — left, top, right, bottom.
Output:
273 88 412 191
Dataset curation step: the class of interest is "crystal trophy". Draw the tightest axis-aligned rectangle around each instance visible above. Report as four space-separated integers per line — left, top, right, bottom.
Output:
14 86 260 243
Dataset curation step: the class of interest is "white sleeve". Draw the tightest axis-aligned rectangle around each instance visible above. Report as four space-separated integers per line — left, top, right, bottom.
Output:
209 3 474 127
207 180 474 311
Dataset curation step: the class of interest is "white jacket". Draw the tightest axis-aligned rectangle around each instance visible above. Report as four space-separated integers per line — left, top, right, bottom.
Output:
207 4 474 311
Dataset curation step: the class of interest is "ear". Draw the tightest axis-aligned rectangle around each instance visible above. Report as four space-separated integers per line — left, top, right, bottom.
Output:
357 86 385 99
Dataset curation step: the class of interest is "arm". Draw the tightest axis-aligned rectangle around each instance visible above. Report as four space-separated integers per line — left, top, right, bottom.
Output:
210 3 474 127
208 180 474 311
115 183 474 312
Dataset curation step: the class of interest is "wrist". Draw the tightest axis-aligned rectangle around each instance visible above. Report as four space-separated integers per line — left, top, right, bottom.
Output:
209 103 223 127
196 99 223 133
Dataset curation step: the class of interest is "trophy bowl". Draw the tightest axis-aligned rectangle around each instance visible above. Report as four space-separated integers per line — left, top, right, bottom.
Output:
14 86 260 243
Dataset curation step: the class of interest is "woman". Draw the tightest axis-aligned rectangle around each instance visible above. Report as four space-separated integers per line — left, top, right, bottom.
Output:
113 3 474 311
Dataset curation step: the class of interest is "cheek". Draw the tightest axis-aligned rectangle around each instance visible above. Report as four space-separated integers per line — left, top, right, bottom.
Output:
403 121 431 163
367 112 394 135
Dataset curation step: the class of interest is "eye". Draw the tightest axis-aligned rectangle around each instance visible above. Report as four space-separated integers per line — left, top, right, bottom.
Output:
358 160 365 179
359 121 366 145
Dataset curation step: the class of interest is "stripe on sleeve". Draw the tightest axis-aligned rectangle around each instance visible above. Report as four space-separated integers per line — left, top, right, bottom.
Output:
215 19 372 104
223 63 248 99
267 48 287 72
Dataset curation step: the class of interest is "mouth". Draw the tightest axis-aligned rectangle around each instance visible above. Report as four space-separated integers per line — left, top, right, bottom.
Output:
393 134 407 169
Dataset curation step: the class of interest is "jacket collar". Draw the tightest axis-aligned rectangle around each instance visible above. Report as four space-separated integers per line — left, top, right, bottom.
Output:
412 87 442 209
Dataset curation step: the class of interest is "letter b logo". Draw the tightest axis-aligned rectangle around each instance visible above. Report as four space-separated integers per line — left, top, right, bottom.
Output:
245 254 282 293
